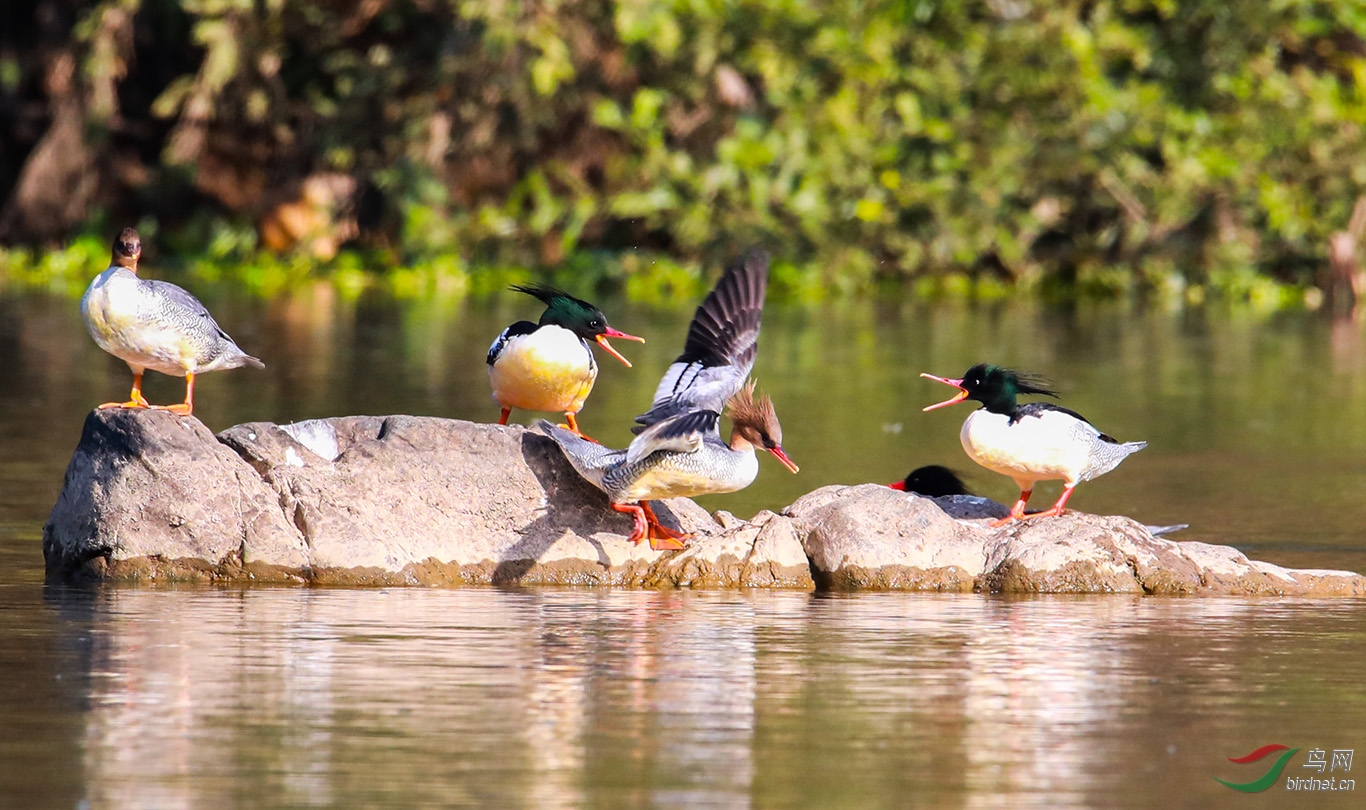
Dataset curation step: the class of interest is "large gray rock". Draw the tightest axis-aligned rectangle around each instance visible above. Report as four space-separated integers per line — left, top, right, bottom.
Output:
44 409 811 588
44 410 1366 596
786 485 1366 596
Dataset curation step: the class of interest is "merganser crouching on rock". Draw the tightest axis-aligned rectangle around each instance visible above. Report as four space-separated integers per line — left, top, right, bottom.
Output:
889 465 973 497
81 227 264 416
921 363 1146 527
487 285 643 436
539 250 799 550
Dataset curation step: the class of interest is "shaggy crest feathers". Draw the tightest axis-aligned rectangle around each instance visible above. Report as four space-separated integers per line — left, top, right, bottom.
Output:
968 363 1058 399
726 380 782 444
511 283 593 313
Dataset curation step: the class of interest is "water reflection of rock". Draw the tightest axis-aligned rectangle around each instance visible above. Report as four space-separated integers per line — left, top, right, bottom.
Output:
70 589 770 808
53 588 1363 807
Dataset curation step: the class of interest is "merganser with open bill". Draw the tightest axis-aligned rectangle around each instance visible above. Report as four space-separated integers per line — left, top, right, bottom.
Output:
487 284 643 437
539 250 799 550
921 363 1146 527
81 227 264 416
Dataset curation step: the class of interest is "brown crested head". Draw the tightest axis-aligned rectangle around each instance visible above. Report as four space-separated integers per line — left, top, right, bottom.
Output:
726 381 799 473
112 228 141 271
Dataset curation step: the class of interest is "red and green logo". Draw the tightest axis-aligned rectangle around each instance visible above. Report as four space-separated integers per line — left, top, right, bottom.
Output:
1214 744 1301 793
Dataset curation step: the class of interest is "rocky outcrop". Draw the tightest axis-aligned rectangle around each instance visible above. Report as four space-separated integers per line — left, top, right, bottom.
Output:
787 485 1366 596
44 410 1366 596
43 409 812 588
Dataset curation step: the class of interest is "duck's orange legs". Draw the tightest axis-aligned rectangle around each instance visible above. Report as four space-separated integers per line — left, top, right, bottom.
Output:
98 371 152 410
641 501 690 550
611 502 689 551
1020 485 1077 520
498 407 512 425
991 485 1079 526
990 488 1033 528
612 502 650 545
154 371 195 415
557 412 599 443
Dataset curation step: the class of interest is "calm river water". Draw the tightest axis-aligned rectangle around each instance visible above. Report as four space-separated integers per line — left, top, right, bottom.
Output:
1 283 1365 807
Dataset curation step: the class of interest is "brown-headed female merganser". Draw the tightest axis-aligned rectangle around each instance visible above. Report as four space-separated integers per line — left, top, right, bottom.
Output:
538 250 799 549
81 228 264 415
487 285 643 436
921 363 1145 527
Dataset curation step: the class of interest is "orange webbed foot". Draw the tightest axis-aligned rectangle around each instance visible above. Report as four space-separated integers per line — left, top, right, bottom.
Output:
612 502 650 546
97 400 151 410
642 502 692 551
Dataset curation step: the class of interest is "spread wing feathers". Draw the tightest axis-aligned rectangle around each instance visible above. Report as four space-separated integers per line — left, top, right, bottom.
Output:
634 249 769 431
487 320 538 365
625 409 721 465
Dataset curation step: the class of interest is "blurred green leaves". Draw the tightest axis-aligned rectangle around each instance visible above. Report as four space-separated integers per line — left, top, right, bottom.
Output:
6 0 1366 303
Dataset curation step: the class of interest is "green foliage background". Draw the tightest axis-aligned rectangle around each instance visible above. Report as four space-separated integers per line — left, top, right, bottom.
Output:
3 0 1366 301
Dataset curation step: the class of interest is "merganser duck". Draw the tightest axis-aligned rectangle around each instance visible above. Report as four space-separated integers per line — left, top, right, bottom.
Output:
886 462 1185 535
487 284 643 436
81 227 264 415
889 465 973 496
921 363 1146 527
538 250 799 550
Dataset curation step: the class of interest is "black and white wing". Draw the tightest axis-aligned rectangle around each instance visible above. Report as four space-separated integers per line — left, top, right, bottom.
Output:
487 320 537 365
625 409 721 465
632 249 769 432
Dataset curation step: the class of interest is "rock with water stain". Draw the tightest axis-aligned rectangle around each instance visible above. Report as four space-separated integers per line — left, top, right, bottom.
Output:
787 485 1366 597
44 410 1365 596
43 409 811 588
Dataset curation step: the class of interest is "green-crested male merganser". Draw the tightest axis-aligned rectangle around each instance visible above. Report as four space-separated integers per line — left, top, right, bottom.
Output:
538 250 799 550
81 227 264 415
921 363 1146 527
487 284 643 436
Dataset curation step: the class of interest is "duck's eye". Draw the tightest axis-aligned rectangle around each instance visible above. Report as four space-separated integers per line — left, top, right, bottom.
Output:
589 318 603 329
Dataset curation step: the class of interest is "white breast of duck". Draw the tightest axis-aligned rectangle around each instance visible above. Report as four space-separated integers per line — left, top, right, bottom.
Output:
605 440 759 502
80 268 207 377
960 403 1145 488
488 325 597 412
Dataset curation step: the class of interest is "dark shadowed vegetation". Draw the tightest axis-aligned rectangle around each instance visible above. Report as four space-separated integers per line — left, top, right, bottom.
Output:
2 0 1366 303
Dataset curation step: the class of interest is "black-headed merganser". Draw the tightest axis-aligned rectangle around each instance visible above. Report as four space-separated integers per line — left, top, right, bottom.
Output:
81 227 264 415
888 462 1185 535
889 465 973 496
487 284 643 436
538 250 799 550
921 363 1146 527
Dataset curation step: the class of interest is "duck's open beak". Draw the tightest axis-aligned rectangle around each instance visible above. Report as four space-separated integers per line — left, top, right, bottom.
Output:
595 328 645 367
920 373 969 411
768 445 800 474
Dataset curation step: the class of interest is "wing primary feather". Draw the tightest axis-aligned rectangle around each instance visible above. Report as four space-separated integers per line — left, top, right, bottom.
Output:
635 250 770 429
